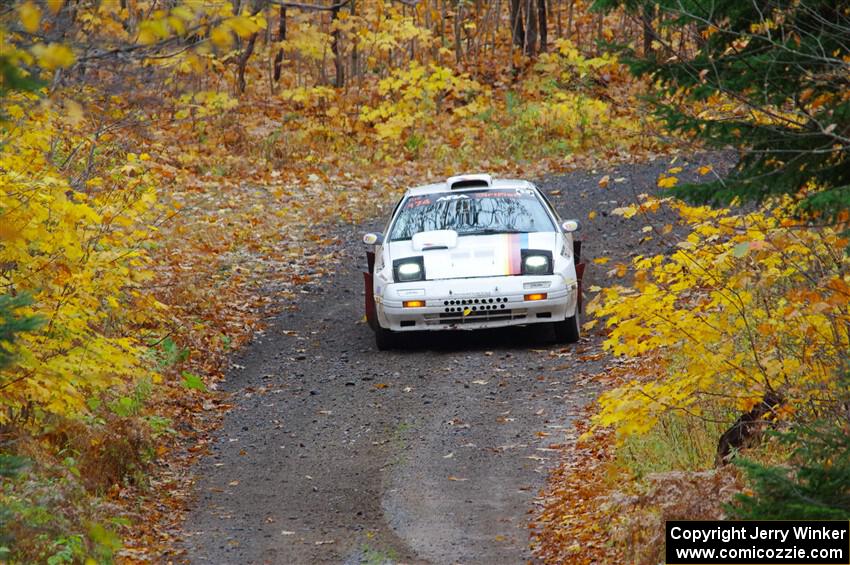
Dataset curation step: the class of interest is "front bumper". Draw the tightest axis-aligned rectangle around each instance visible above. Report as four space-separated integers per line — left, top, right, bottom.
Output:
375 274 578 332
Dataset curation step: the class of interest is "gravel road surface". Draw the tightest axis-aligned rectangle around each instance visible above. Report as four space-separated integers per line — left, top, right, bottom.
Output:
179 155 722 564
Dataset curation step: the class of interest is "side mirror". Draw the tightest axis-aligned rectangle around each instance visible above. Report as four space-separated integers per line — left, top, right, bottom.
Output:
363 232 384 245
562 220 581 233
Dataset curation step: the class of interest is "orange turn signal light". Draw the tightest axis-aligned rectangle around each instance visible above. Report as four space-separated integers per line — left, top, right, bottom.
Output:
524 293 548 301
403 300 425 308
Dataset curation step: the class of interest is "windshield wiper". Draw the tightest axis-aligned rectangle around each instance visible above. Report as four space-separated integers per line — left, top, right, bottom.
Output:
460 229 526 236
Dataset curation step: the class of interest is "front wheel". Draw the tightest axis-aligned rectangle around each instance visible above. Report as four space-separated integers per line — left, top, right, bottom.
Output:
374 326 399 350
552 311 580 344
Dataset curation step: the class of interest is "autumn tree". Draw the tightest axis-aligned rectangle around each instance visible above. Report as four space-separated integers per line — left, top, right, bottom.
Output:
608 0 850 221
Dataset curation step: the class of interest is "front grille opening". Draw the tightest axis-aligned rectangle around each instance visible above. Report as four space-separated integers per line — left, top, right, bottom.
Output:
425 308 527 325
443 303 507 313
400 320 416 327
443 297 509 306
536 312 552 319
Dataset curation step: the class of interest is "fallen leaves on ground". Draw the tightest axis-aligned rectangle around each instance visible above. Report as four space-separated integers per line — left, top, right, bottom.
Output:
530 413 622 565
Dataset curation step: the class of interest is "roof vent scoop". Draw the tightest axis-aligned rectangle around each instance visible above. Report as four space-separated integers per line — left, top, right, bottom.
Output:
447 173 493 190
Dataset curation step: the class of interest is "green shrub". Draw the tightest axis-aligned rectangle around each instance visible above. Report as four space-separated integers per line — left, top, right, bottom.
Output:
728 421 850 520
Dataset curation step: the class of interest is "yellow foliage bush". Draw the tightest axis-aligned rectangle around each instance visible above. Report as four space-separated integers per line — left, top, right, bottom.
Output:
589 197 850 440
359 61 486 141
499 39 646 155
0 94 161 421
534 38 619 84
535 92 613 148
279 21 331 61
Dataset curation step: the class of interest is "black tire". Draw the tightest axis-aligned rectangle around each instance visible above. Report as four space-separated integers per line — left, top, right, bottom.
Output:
374 326 398 350
553 311 581 344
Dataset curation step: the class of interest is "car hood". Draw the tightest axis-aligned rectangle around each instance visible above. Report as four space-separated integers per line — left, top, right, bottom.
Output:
388 232 559 280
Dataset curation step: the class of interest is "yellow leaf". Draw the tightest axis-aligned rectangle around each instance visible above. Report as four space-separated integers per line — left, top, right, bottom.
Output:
47 0 64 15
172 6 195 21
612 205 638 219
0 221 22 242
19 1 42 33
227 16 260 38
210 25 233 48
64 99 84 126
667 166 683 174
31 43 75 70
137 26 159 45
698 165 713 175
140 18 171 43
657 175 678 188
588 210 597 220
598 175 610 188
593 257 610 265
168 15 186 35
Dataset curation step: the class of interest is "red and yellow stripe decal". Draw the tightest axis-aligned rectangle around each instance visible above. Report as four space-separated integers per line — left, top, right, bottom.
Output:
503 233 529 275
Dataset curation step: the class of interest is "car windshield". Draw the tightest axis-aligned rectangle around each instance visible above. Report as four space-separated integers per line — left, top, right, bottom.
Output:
389 188 555 241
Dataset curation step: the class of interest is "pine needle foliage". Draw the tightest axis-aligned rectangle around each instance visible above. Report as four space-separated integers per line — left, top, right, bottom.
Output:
597 0 850 221
728 420 850 520
0 294 42 369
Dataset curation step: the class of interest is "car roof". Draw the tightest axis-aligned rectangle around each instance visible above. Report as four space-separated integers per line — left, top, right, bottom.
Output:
405 177 535 197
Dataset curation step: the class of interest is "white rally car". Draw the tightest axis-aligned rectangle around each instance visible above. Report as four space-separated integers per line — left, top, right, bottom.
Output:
362 174 585 350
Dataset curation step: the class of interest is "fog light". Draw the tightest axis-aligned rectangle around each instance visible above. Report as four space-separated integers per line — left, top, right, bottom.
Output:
403 300 425 308
524 293 547 301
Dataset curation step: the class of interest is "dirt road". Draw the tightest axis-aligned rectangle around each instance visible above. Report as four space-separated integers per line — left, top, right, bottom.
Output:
178 157 717 564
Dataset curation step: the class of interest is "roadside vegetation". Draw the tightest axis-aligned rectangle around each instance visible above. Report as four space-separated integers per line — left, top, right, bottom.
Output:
0 0 847 562
533 0 850 562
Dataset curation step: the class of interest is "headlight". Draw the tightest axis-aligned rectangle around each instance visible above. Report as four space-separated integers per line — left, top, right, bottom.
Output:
521 250 553 275
399 263 421 278
393 257 425 282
